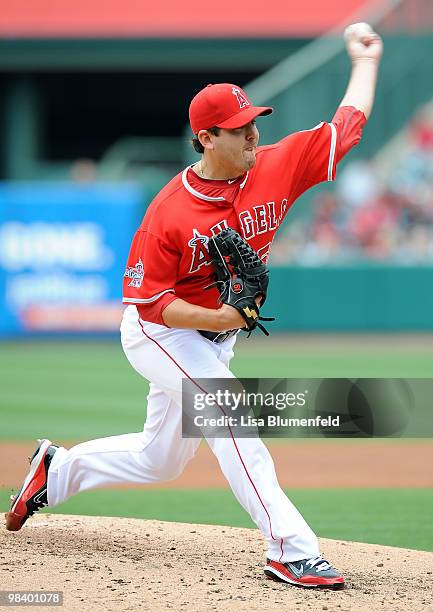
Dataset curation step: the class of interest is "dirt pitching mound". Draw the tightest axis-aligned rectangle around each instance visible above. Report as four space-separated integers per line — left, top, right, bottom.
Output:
1 514 432 612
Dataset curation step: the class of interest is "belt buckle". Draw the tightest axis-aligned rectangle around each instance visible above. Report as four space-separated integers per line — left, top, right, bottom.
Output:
215 329 237 344
218 331 230 343
210 331 228 344
197 329 237 344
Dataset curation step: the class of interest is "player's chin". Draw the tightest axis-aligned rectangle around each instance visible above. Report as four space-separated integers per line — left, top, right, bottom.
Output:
243 150 257 170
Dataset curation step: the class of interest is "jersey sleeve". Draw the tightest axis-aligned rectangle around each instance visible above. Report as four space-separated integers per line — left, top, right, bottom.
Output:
122 229 180 324
274 105 367 203
331 105 367 166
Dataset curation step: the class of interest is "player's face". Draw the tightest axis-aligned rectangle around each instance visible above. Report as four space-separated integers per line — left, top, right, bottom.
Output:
213 120 260 174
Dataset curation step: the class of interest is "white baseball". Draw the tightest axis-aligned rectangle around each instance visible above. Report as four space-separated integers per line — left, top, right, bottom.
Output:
344 22 374 42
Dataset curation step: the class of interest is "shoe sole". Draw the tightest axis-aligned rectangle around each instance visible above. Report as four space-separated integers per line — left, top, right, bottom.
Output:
5 439 52 531
264 565 345 590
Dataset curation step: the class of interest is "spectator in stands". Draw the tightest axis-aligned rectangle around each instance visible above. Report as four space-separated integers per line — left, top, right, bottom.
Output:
272 103 433 265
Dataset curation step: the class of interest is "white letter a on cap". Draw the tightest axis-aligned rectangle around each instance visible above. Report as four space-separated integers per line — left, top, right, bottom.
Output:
232 87 250 109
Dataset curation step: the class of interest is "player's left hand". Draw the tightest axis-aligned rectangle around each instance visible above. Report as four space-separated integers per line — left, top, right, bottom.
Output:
344 22 383 63
207 228 274 337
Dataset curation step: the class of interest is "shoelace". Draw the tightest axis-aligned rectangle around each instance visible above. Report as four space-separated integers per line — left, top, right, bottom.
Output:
306 556 332 572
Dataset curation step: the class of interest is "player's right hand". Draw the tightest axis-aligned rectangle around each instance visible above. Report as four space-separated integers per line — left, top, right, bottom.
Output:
344 22 383 63
218 297 262 332
218 304 247 331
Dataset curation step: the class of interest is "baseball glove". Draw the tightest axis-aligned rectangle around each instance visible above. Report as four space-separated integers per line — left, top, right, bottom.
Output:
206 228 275 336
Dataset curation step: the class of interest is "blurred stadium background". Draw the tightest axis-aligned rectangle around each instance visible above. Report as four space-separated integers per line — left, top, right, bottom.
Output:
1 0 432 552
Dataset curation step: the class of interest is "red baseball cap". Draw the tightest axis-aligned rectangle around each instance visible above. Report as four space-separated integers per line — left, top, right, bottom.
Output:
189 83 273 134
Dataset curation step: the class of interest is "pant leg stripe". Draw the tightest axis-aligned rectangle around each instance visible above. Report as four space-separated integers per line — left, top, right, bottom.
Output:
137 317 277 541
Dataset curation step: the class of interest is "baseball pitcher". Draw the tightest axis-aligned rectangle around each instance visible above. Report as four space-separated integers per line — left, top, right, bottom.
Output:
6 24 383 590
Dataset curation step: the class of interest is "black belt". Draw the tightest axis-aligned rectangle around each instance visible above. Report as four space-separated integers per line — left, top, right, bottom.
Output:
198 329 239 344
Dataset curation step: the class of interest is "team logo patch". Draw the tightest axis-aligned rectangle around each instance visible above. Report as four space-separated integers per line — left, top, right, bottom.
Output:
124 257 144 288
232 87 250 109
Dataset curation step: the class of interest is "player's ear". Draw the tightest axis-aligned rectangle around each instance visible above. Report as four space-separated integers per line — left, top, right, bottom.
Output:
197 129 215 150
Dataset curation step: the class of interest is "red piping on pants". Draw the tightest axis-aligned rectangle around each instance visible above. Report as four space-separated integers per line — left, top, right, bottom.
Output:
137 316 283 553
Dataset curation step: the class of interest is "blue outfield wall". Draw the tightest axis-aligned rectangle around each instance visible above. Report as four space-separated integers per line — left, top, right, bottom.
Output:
1 182 432 335
267 266 433 331
0 182 145 337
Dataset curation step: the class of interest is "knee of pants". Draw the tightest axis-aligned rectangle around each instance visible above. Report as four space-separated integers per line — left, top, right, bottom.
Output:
137 444 197 482
139 458 186 482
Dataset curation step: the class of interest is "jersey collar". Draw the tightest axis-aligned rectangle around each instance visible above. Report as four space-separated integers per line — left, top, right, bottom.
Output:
181 165 249 203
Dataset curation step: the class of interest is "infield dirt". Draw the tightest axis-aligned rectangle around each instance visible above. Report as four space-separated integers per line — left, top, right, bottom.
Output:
2 440 433 489
1 514 433 612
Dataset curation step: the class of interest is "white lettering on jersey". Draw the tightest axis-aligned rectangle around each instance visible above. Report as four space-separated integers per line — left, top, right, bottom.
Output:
239 210 255 239
257 242 272 263
188 229 211 273
267 202 277 230
253 205 267 235
279 198 288 222
210 220 228 236
239 198 289 239
188 221 230 274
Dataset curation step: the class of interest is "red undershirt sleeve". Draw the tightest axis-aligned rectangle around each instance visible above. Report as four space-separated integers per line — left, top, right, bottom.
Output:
137 294 179 326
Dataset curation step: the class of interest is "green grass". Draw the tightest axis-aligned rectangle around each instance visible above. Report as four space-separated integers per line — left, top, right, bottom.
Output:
235 342 433 378
1 340 432 552
1 339 432 440
1 487 432 552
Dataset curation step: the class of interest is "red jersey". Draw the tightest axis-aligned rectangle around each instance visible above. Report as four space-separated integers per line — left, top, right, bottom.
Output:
123 106 366 324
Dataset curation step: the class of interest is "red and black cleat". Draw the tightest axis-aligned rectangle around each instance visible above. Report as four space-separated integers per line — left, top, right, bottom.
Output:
5 439 58 532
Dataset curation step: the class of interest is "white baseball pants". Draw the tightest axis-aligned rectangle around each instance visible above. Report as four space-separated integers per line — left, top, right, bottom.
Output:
47 305 319 562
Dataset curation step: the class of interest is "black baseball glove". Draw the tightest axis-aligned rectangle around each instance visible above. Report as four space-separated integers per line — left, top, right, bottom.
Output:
206 228 275 336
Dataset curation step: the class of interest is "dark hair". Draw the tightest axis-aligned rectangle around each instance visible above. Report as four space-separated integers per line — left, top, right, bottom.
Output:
191 127 221 154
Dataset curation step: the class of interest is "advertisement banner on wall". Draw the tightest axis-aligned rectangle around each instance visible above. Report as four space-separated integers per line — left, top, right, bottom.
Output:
0 183 145 336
